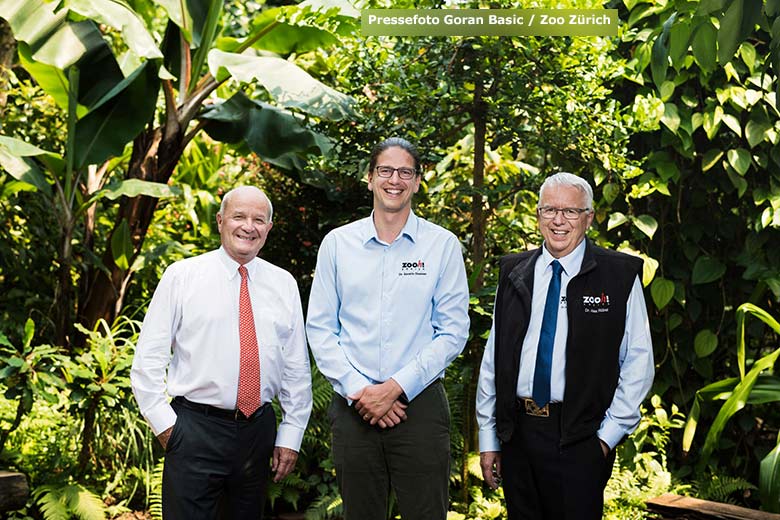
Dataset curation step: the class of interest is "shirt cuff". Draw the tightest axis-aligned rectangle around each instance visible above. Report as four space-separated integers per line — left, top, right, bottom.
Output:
342 373 375 405
391 365 423 401
479 428 501 453
275 424 305 452
598 418 626 450
146 401 177 437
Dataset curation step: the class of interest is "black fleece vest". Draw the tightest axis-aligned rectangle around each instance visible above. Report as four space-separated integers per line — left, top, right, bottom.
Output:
494 240 643 447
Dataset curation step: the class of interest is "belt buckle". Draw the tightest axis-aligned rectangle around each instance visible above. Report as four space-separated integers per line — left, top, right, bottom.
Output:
524 398 549 417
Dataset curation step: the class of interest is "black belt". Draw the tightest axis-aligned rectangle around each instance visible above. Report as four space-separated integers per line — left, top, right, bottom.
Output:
518 397 562 418
173 396 270 421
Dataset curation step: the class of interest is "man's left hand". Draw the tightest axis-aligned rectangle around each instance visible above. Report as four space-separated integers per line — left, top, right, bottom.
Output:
599 439 610 458
350 379 404 424
272 447 298 482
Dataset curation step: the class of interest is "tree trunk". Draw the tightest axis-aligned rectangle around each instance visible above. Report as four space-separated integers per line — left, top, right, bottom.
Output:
460 79 489 504
79 124 183 330
76 396 100 476
0 18 16 112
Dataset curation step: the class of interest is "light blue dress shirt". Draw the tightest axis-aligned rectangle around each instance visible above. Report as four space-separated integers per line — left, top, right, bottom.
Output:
306 211 470 402
476 239 654 452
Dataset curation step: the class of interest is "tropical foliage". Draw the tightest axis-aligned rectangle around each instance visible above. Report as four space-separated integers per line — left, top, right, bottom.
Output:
1 0 780 518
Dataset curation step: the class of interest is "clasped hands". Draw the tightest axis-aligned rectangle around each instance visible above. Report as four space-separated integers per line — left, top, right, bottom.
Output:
349 379 407 429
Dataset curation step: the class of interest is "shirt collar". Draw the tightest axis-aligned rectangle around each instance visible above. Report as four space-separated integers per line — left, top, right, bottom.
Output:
541 238 587 276
217 246 260 280
361 210 419 245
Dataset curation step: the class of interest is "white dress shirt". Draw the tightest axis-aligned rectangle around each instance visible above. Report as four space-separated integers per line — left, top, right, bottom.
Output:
476 239 654 452
131 247 312 451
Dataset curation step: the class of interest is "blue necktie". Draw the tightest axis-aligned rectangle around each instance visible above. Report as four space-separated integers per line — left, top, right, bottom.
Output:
532 259 563 408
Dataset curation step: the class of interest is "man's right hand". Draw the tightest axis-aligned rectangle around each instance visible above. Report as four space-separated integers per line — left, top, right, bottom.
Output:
376 399 408 429
157 426 174 449
480 451 502 490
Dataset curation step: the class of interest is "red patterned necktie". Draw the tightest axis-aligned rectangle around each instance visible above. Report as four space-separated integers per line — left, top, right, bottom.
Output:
237 265 261 417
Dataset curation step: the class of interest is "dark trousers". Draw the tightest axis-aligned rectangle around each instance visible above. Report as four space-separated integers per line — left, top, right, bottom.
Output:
162 399 276 520
329 381 451 520
501 403 615 520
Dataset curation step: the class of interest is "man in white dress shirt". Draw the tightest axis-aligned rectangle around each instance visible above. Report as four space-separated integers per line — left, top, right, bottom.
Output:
131 186 312 520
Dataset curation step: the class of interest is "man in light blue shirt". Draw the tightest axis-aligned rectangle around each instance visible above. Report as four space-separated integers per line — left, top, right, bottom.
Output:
306 137 470 520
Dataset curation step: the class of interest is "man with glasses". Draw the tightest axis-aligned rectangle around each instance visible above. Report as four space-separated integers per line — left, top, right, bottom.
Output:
306 137 469 520
476 172 654 519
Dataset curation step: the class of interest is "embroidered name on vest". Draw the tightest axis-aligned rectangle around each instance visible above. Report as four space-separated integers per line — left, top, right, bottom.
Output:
582 292 610 313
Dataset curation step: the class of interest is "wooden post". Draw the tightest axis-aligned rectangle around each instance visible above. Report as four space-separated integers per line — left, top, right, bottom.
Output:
0 471 29 512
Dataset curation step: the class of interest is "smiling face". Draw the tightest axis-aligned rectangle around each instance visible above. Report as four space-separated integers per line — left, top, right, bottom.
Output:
216 187 273 265
538 184 594 259
368 146 421 217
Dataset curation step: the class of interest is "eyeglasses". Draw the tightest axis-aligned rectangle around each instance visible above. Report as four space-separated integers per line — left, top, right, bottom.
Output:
374 165 417 180
537 206 592 220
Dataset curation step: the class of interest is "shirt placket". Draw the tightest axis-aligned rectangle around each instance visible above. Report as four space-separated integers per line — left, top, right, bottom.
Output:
379 244 393 380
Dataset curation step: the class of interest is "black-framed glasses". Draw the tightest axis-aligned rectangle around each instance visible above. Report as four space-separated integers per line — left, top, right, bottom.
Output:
537 206 591 220
374 165 417 180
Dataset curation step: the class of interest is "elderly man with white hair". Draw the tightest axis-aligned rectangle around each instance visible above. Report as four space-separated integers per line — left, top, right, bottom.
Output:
131 185 312 520
476 172 654 520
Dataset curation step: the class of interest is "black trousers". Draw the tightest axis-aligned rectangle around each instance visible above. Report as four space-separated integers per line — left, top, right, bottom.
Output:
162 399 276 520
501 403 616 520
329 381 451 520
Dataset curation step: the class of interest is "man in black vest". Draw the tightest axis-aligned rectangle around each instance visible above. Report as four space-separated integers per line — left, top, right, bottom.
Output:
476 172 654 519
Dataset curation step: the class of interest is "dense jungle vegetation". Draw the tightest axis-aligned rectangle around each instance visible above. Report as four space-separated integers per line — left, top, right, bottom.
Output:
1 0 780 518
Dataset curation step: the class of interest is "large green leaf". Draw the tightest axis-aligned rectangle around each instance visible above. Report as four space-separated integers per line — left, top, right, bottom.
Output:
727 148 751 175
696 0 729 15
661 102 680 133
189 0 222 90
111 219 133 271
736 303 780 380
760 438 780 513
692 256 726 284
746 107 773 148
702 105 723 140
701 149 723 172
631 214 658 239
694 329 718 358
692 21 717 72
749 376 780 404
1 0 126 108
651 13 675 87
95 179 180 203
668 19 691 69
651 277 675 310
243 0 359 56
607 212 629 230
153 0 210 45
0 136 59 195
63 0 162 60
207 49 356 121
74 61 161 169
17 43 87 118
200 92 332 172
717 0 763 65
697 345 780 470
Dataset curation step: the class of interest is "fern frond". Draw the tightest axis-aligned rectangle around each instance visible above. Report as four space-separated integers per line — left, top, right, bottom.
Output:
68 486 107 520
304 492 343 520
33 484 107 520
148 459 164 520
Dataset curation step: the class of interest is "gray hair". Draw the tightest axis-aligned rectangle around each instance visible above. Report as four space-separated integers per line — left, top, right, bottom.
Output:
539 172 593 210
219 186 274 222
